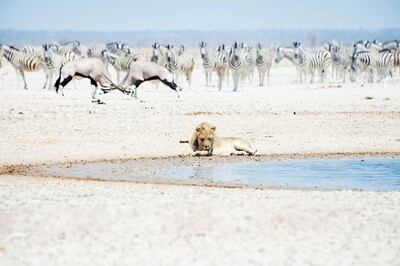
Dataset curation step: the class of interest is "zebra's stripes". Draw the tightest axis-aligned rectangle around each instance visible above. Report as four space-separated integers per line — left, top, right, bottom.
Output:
329 45 354 82
106 42 131 56
151 43 168 67
241 45 256 82
0 44 46 89
275 46 307 82
102 51 145 82
42 43 81 90
166 45 195 88
351 50 394 83
59 41 82 56
255 43 273 86
228 42 246 91
199 42 228 89
22 44 41 55
87 46 106 58
292 45 331 83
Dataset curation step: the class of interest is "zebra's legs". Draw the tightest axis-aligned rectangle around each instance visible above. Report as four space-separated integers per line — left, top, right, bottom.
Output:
47 72 53 91
217 69 224 91
205 71 209 87
258 69 265 87
42 70 49 89
267 68 271 86
186 70 193 90
18 69 28 90
232 72 240 92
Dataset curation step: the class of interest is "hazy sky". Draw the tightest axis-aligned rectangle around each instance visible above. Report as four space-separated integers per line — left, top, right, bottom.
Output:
0 0 399 31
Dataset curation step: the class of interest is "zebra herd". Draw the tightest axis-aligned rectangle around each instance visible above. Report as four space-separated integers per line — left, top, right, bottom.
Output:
198 39 399 89
0 39 399 94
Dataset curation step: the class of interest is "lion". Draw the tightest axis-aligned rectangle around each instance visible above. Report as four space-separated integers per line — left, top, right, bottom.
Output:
189 122 256 156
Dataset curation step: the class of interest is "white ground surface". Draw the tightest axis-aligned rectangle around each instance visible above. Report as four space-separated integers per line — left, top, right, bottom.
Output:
0 59 399 265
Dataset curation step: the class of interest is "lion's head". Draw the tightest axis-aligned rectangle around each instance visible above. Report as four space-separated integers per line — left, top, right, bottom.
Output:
190 122 216 153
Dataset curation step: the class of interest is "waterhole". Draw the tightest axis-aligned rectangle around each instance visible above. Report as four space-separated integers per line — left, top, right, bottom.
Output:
35 157 400 191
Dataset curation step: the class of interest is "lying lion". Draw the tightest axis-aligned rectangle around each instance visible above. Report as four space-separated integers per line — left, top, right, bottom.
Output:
189 122 256 156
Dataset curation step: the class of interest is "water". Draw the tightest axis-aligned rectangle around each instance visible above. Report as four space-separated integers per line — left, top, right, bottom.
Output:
41 158 400 191
164 158 400 191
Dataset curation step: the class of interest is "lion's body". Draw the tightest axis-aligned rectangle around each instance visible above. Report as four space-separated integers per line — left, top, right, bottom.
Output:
190 122 255 156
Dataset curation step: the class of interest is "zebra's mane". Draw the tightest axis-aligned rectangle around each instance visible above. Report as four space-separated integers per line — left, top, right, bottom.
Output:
8 45 20 51
379 48 391 53
356 51 370 55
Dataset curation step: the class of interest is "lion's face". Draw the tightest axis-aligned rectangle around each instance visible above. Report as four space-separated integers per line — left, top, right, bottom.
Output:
195 123 216 153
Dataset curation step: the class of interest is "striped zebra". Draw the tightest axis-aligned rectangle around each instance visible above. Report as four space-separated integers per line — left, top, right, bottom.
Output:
275 46 307 83
241 44 256 82
165 45 195 89
87 45 106 58
329 45 354 82
228 42 246 91
351 50 394 83
42 43 81 90
59 41 82 56
102 51 144 82
199 42 228 90
255 43 273 86
292 44 331 83
106 42 131 56
0 44 46 90
151 43 168 67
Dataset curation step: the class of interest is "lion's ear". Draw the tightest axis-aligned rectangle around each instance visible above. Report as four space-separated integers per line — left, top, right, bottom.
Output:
211 126 216 132
196 126 202 132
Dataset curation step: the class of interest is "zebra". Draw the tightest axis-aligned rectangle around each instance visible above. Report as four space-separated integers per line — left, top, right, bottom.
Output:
87 45 106 58
106 42 131 56
255 43 273 86
42 43 81 90
329 45 354 82
228 42 246 91
241 44 256 83
165 45 195 89
59 41 82 56
351 50 394 83
275 46 307 83
102 51 144 82
0 44 46 90
199 42 228 90
151 43 168 67
292 44 331 83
